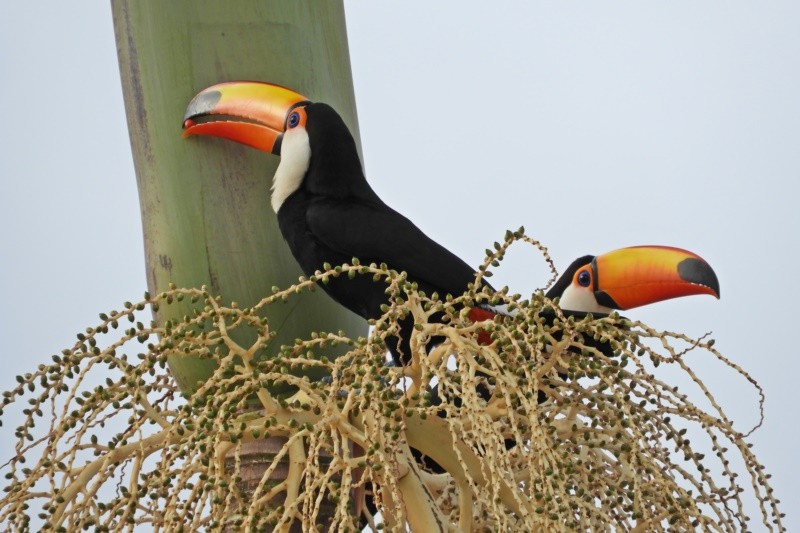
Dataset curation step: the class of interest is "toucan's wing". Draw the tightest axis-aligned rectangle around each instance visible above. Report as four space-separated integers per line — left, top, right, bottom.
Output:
307 200 481 297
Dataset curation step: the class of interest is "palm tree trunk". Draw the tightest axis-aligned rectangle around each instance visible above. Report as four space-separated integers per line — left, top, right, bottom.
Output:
111 0 366 391
111 1 367 528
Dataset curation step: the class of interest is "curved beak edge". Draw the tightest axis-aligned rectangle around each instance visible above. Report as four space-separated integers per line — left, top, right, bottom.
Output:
181 81 310 155
593 245 720 311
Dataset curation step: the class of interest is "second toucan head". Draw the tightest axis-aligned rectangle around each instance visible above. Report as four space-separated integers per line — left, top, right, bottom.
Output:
547 246 720 314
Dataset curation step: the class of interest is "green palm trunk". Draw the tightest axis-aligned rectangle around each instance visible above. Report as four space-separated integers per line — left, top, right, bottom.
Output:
111 0 367 392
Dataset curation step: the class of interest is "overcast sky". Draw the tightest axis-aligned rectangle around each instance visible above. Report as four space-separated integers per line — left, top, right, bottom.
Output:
1 2 797 529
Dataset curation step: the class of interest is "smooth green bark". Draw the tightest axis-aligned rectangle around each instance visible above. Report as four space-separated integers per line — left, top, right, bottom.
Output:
112 1 367 392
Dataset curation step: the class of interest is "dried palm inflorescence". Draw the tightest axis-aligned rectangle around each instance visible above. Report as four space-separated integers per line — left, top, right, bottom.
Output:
0 232 785 532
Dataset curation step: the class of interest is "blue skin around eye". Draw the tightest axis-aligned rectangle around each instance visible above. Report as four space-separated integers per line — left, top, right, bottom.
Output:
288 112 300 128
578 271 591 287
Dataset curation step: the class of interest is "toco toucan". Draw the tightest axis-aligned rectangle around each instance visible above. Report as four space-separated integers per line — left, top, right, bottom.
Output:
183 82 721 525
182 81 720 364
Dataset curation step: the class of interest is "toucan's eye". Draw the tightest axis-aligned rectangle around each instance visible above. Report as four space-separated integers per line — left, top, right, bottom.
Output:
577 270 591 287
288 111 300 128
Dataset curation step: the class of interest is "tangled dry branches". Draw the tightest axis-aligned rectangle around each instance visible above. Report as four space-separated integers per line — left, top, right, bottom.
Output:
0 231 785 532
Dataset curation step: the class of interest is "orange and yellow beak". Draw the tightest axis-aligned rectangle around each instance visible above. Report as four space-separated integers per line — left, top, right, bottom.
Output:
579 246 720 310
182 81 310 155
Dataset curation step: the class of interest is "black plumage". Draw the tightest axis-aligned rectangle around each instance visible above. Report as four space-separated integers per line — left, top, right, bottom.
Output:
277 104 485 364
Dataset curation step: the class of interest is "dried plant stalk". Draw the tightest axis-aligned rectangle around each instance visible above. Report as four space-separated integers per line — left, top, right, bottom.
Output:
0 232 785 532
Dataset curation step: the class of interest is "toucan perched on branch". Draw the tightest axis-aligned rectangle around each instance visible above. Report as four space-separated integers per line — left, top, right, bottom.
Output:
182 82 720 364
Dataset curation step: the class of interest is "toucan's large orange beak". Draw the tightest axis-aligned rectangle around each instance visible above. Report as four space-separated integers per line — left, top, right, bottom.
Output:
182 81 310 155
593 246 720 310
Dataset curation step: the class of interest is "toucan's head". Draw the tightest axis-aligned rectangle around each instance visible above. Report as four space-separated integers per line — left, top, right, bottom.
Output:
547 246 720 314
182 81 368 212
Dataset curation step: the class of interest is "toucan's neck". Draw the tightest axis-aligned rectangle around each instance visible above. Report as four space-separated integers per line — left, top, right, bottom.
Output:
304 103 380 203
272 126 311 212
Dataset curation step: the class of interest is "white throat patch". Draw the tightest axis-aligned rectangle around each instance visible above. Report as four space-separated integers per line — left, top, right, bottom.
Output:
558 284 613 314
271 127 311 212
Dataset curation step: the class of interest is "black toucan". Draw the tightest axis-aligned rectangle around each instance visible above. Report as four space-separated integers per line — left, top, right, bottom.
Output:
421 246 721 478
468 245 720 345
182 82 720 364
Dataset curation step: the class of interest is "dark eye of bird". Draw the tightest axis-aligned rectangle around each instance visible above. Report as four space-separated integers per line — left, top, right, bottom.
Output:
288 111 300 128
578 270 591 287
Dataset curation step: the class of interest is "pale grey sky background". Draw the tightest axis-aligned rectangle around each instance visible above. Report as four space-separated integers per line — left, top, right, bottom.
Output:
1 2 798 529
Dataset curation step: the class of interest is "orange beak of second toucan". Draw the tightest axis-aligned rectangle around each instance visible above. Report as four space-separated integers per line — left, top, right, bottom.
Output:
182 81 311 155
584 246 720 310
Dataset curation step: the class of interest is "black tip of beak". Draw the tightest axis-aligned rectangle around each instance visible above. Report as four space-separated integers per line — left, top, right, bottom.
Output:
678 258 721 297
183 90 222 124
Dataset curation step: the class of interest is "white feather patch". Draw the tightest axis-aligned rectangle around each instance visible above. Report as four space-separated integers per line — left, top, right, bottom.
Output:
271 127 311 212
558 284 613 314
